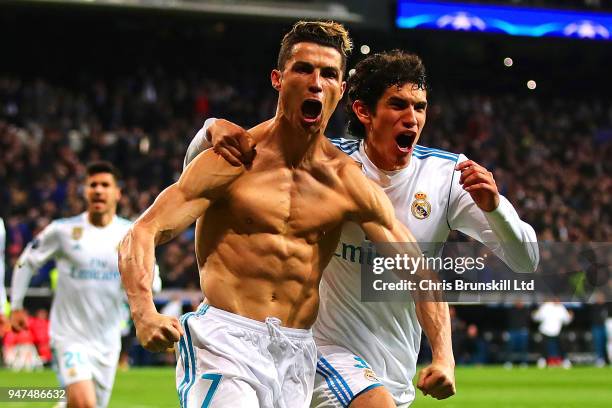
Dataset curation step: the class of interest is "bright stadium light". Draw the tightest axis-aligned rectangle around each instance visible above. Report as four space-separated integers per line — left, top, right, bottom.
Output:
504 57 513 67
349 68 356 77
527 80 537 90
360 44 371 54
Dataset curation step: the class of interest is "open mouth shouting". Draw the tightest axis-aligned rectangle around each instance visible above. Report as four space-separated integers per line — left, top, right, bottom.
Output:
395 131 416 153
301 99 323 124
91 197 107 207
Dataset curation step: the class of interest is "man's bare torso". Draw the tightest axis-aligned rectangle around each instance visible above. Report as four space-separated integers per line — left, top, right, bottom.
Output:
195 122 361 328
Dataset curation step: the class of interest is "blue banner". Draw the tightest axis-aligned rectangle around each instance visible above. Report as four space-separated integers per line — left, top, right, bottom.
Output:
396 0 612 40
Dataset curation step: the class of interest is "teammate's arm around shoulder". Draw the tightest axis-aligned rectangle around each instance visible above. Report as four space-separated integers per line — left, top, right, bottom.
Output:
119 150 243 352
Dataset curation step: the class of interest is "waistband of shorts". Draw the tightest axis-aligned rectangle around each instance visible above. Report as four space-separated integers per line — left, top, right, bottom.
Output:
200 304 313 340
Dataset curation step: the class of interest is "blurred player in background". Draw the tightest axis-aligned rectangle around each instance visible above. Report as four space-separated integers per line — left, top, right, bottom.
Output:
10 161 160 408
192 50 539 407
533 300 572 367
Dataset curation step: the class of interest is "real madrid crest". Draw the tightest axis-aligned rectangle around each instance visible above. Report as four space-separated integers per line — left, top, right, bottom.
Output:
411 192 431 220
71 226 83 250
71 227 83 240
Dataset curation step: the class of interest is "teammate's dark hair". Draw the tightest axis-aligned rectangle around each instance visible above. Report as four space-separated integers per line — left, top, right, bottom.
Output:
277 21 353 75
86 161 121 181
346 50 428 139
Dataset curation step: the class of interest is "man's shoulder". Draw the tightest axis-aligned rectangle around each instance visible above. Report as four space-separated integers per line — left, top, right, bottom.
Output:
182 149 245 198
412 145 461 164
50 214 84 230
328 137 360 156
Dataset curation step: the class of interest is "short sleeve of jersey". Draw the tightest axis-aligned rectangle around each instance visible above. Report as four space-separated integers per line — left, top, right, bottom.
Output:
18 221 61 272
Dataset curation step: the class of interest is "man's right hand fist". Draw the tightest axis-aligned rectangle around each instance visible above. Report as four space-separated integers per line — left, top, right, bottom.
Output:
10 309 28 332
209 119 256 167
135 311 184 353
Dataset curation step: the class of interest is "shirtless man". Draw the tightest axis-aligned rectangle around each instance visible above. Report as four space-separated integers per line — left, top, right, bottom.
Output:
190 51 538 407
118 21 425 408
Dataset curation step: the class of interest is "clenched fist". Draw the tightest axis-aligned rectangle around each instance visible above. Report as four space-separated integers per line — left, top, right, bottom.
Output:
134 311 183 352
456 160 500 212
417 362 456 400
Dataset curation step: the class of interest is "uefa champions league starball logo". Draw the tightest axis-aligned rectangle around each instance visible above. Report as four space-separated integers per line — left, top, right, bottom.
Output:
437 12 486 31
563 20 610 39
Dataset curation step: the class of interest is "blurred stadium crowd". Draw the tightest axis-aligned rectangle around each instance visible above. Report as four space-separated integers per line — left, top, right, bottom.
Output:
0 47 610 367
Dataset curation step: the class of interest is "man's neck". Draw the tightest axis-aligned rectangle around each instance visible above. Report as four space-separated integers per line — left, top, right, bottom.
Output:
88 211 114 227
268 116 324 168
364 140 411 171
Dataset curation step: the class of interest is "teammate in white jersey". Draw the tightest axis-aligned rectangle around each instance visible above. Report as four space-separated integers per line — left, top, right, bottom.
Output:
10 161 159 408
186 50 539 407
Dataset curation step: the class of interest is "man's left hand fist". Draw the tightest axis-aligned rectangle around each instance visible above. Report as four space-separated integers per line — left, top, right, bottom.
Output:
456 160 500 212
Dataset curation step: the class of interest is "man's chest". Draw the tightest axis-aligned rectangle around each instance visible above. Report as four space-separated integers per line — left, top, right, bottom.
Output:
224 166 351 238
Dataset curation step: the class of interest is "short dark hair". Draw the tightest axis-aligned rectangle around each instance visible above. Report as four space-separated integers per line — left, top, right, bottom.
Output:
346 50 428 139
86 161 121 181
277 20 353 74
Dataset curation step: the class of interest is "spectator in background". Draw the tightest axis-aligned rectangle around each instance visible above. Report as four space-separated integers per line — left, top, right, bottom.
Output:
2 310 43 371
458 324 488 365
505 300 531 367
589 291 608 366
606 305 612 365
28 308 51 364
533 300 573 367
450 306 467 362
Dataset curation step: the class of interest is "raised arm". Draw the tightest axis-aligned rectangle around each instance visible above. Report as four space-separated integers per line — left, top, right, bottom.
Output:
450 157 539 273
119 150 243 351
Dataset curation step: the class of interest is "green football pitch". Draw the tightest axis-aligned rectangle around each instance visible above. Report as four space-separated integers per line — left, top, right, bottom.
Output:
1 366 611 407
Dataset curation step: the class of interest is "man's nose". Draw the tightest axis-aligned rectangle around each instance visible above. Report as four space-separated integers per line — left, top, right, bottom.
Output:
308 71 323 93
402 107 417 127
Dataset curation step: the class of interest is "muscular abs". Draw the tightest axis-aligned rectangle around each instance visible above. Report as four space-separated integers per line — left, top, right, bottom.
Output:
198 146 354 328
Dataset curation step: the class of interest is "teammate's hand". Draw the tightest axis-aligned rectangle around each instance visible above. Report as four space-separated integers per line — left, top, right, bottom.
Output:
417 361 456 400
10 309 29 332
209 119 256 167
456 160 500 212
134 311 183 353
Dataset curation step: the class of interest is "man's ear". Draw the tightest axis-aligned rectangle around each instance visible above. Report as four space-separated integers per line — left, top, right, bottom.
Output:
352 100 372 127
271 69 282 91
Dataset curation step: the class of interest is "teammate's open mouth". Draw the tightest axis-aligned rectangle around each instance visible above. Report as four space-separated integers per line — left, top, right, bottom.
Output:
395 133 415 153
301 99 323 122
